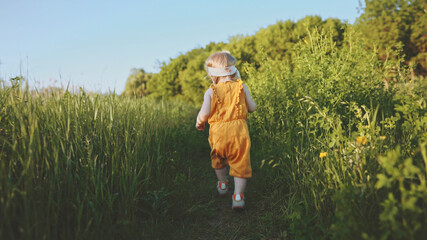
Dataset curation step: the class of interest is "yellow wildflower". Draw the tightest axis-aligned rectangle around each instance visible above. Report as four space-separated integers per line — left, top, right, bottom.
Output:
356 136 368 145
379 136 386 140
319 152 327 158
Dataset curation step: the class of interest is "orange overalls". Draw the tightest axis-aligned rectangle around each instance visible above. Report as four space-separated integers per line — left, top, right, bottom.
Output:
208 79 252 178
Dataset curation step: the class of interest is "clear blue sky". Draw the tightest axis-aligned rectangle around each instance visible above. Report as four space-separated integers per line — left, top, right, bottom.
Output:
0 0 361 94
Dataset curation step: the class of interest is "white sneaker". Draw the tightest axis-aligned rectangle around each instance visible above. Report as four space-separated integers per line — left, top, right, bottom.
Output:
232 194 245 210
217 180 228 196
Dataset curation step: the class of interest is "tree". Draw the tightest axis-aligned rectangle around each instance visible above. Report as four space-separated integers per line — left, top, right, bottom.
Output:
357 0 427 74
123 68 152 97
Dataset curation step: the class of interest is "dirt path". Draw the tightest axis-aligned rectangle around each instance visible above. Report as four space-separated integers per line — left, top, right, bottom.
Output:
165 127 285 239
181 166 282 240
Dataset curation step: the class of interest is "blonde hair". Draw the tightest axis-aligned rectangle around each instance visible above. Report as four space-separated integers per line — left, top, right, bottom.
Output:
205 51 237 84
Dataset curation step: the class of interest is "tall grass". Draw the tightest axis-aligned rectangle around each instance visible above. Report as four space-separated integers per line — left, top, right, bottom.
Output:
1 26 426 239
245 26 427 239
0 78 204 239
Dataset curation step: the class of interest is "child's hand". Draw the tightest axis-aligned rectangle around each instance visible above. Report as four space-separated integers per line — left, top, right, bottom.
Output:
196 121 205 131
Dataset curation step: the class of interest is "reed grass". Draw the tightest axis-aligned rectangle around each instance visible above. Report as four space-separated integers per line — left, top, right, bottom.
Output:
0 78 204 239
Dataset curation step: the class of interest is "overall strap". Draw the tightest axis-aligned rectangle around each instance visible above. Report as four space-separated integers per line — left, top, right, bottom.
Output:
210 83 220 104
234 79 244 116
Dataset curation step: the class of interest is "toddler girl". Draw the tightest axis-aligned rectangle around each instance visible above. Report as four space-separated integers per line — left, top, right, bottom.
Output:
196 51 256 210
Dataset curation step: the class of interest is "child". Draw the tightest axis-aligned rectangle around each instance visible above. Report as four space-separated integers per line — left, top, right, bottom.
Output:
196 51 256 210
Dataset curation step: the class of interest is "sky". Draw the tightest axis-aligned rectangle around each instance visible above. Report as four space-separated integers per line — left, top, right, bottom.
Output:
0 0 361 94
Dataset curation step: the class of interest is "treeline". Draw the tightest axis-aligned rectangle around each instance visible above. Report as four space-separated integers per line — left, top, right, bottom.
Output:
122 0 426 102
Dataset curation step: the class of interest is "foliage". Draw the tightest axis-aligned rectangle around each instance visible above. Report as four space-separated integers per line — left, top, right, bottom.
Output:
244 26 427 239
357 0 427 74
122 68 152 97
374 146 427 239
128 15 347 103
124 1 425 99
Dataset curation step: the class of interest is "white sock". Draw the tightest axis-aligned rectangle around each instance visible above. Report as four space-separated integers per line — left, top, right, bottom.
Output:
234 177 247 195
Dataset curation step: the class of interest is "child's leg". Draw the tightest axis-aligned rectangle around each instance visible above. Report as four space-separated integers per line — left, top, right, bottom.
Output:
215 167 227 182
234 177 247 195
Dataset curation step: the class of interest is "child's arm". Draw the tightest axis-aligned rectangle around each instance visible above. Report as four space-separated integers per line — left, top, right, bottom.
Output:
196 88 212 131
243 83 256 113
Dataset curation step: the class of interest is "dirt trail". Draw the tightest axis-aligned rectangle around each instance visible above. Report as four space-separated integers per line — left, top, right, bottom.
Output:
184 168 276 240
175 130 281 239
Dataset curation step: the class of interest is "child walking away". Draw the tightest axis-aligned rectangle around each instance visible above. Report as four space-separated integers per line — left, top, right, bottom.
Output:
196 51 256 210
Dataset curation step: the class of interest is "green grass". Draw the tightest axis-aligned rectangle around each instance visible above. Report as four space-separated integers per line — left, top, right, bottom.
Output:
243 28 427 239
0 79 209 239
1 28 426 240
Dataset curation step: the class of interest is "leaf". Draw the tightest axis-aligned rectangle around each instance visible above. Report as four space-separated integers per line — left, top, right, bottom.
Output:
375 174 391 189
328 138 336 148
402 196 418 211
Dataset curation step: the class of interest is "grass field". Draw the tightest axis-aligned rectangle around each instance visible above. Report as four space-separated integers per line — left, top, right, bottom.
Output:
1 29 426 239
